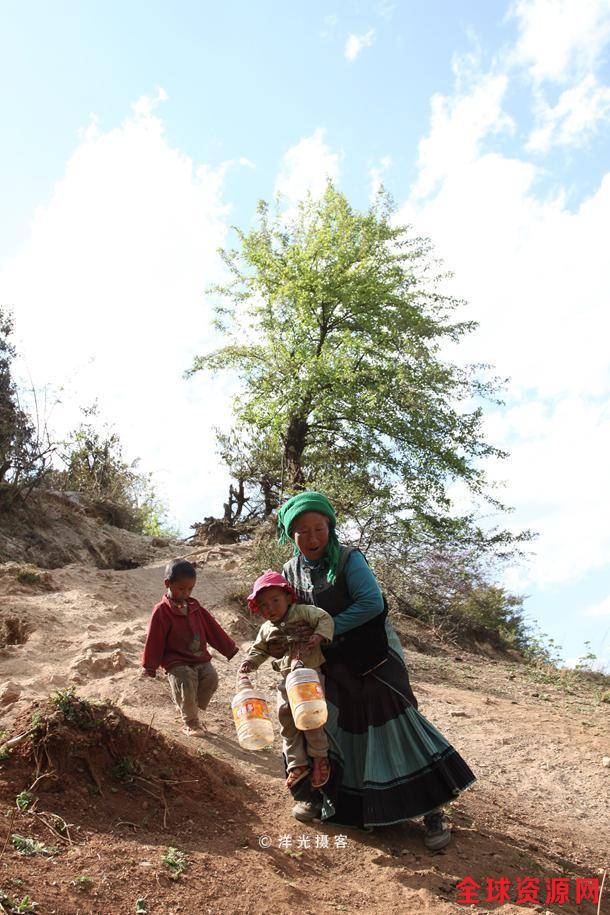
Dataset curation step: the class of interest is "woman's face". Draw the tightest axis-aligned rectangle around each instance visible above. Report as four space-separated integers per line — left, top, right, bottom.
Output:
292 511 330 561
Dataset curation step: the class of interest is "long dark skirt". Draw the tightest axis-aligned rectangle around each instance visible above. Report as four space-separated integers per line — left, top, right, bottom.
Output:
292 623 475 829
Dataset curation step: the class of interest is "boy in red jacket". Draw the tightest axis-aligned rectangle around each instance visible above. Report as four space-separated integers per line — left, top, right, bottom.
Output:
142 559 238 736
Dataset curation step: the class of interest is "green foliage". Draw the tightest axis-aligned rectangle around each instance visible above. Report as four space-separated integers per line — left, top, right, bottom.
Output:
72 876 93 890
15 791 32 812
110 756 140 782
0 888 38 913
135 899 148 914
574 641 598 673
16 571 42 586
0 307 52 507
51 403 177 536
49 688 97 730
162 846 188 880
10 835 55 857
189 184 518 555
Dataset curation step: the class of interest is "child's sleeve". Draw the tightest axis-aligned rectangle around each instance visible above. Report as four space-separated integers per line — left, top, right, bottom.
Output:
141 605 169 673
304 605 334 643
200 605 239 660
242 626 272 670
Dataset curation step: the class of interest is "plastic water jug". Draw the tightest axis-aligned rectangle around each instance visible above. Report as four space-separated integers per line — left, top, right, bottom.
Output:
285 663 327 730
231 675 274 750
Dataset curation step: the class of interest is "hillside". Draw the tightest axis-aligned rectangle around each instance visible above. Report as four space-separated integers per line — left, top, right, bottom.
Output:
0 538 608 915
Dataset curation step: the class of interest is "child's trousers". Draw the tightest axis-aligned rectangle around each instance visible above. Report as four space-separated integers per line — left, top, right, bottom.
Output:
168 662 218 727
277 673 328 771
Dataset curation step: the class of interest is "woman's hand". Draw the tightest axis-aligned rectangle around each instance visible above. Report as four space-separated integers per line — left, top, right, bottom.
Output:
239 660 254 674
305 633 324 651
288 623 315 643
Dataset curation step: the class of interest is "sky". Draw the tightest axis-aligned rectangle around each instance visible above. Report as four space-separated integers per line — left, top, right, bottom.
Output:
1 0 609 669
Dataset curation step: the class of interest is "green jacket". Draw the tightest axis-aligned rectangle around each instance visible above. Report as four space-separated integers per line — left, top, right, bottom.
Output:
245 603 334 674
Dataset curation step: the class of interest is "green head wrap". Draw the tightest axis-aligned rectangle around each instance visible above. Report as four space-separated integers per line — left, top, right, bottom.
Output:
277 491 340 584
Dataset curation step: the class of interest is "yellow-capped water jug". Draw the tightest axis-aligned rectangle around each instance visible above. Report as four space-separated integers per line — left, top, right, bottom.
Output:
231 674 274 750
285 661 327 730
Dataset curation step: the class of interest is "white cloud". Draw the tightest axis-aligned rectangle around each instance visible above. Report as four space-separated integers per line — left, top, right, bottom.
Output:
511 0 610 83
411 73 514 199
369 155 392 200
274 128 341 205
527 74 610 151
400 56 610 591
582 595 610 617
0 93 234 533
344 28 375 61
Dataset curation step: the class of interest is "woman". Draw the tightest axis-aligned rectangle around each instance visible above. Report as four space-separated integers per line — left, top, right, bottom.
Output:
276 491 475 850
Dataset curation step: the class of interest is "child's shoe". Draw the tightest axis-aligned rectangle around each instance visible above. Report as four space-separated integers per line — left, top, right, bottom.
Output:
182 720 207 738
285 765 310 789
311 757 330 789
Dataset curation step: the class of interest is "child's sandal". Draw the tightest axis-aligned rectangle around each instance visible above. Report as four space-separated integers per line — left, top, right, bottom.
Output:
285 766 310 789
311 757 330 789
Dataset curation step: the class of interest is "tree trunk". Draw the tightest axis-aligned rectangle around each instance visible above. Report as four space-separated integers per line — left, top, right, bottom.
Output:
261 477 275 516
283 413 309 490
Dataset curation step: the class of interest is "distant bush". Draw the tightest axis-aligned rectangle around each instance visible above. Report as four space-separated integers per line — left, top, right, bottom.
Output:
0 307 53 507
372 542 531 655
50 404 177 537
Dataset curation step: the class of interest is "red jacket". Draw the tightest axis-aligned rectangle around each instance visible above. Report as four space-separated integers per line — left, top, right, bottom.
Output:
142 594 238 672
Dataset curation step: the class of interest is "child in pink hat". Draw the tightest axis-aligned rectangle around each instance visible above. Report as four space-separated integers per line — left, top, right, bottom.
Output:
239 570 334 791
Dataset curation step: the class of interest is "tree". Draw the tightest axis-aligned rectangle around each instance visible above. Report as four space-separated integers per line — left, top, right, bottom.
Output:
53 404 177 536
190 184 509 544
0 306 52 506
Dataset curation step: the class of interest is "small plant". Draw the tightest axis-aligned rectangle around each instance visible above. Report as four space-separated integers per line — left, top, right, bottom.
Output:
574 641 598 673
15 791 32 812
0 745 11 761
49 688 96 729
30 711 43 732
10 835 55 857
0 889 38 913
110 756 140 782
162 846 188 880
16 571 41 586
135 899 148 914
72 876 93 891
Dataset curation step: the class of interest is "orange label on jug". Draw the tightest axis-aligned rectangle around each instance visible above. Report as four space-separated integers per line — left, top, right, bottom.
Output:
287 681 324 705
232 698 270 726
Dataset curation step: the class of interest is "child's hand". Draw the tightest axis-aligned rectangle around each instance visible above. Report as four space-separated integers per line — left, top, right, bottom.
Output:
239 660 254 674
305 633 324 651
141 668 156 678
267 637 287 659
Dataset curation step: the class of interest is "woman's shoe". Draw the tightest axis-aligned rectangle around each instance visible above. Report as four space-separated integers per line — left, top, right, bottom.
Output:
292 800 322 822
423 811 451 850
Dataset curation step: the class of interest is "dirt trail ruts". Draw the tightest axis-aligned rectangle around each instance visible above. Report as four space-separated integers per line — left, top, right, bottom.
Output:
0 545 607 914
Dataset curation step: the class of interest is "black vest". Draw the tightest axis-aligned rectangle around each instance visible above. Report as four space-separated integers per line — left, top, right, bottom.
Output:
283 547 389 676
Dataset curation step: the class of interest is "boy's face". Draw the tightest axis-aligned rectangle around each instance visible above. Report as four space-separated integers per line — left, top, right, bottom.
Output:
165 576 196 601
257 587 291 623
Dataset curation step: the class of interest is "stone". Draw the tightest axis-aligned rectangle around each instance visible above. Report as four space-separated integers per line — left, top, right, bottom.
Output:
0 680 21 705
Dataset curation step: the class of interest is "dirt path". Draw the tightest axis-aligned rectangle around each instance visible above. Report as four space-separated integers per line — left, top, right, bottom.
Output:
0 548 608 914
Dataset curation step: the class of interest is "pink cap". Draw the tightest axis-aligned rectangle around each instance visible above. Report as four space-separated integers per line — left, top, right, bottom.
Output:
247 570 297 613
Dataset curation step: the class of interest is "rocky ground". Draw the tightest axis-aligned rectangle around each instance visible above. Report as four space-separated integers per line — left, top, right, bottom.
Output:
0 543 607 915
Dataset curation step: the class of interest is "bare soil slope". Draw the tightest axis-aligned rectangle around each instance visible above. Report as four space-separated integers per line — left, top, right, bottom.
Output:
0 545 607 915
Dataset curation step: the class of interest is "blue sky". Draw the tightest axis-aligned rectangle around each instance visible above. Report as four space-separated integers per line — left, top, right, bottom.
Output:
1 0 610 668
